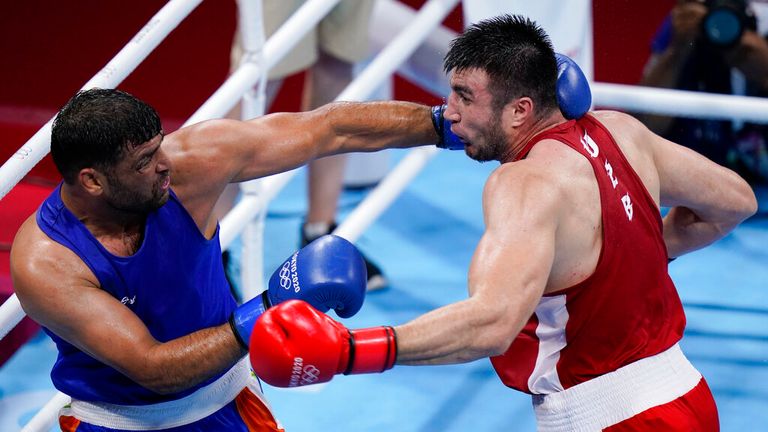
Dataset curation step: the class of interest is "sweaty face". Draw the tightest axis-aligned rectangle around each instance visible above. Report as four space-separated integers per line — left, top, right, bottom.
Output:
103 134 171 214
444 68 509 162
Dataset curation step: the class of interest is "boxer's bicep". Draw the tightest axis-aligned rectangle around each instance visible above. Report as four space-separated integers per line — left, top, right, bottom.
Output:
466 167 559 348
166 113 324 224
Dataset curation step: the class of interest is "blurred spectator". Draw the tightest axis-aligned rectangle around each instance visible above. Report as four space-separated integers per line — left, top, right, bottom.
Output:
640 0 768 184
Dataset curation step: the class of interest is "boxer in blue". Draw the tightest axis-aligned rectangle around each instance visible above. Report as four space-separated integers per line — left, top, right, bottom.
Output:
10 53 590 431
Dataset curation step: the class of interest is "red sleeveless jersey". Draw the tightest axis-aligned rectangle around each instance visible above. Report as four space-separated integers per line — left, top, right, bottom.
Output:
490 115 685 394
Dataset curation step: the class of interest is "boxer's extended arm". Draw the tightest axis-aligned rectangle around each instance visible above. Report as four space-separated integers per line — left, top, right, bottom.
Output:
645 118 758 258
11 218 243 395
231 101 437 181
394 166 556 364
166 101 437 230
250 166 559 387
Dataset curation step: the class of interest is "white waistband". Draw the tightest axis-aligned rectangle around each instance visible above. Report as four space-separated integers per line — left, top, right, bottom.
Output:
532 344 702 432
63 357 263 430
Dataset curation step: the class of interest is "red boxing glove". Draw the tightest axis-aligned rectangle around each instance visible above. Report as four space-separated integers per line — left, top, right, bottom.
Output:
249 300 397 387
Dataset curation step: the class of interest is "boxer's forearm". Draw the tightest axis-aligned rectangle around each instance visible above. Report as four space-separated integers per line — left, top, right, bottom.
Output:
393 297 517 365
322 101 439 154
134 323 243 395
663 204 754 259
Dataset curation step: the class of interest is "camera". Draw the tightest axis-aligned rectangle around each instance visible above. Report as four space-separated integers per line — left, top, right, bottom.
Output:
701 0 757 47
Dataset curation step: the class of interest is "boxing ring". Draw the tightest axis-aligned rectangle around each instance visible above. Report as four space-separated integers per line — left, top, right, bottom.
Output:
1 0 767 431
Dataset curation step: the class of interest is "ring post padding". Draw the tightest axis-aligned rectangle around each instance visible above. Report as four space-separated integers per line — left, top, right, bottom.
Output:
235 0 269 301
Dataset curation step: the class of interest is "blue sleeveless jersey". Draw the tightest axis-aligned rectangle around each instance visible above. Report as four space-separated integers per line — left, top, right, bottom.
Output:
36 184 237 405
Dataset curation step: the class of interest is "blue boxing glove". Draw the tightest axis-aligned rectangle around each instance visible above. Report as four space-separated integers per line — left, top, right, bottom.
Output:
229 235 367 348
265 235 366 318
555 53 591 120
431 105 465 150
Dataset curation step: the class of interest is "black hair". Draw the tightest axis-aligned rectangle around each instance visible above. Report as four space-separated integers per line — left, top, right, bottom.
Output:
444 14 558 117
51 88 163 184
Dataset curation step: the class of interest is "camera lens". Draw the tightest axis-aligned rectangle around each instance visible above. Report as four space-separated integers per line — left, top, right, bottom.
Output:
702 6 744 46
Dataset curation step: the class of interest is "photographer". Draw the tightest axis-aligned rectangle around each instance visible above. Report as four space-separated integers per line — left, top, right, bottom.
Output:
640 0 768 183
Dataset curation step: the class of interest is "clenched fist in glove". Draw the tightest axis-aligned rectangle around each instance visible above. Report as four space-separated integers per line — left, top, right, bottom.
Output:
249 299 397 387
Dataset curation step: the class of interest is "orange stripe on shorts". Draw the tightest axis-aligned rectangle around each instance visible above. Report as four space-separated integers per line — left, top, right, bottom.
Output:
234 388 284 432
59 415 81 432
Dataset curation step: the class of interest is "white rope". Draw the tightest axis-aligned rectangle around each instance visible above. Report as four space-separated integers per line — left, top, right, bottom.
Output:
593 82 768 123
332 146 440 242
0 294 25 340
0 0 204 202
20 392 71 432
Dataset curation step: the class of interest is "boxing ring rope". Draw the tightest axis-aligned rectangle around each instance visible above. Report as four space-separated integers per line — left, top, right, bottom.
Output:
19 392 72 432
593 82 768 122
2 1 768 430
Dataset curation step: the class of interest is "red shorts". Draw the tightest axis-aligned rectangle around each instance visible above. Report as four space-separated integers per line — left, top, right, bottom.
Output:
532 344 717 431
605 378 719 432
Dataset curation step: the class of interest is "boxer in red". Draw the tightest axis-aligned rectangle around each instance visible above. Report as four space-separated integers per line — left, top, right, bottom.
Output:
250 14 756 431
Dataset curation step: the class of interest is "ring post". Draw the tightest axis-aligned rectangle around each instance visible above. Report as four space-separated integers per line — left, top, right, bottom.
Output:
235 0 269 301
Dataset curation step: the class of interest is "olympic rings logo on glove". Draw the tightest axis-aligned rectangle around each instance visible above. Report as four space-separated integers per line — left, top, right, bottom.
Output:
300 365 321 385
279 262 291 289
288 357 321 387
277 253 302 293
